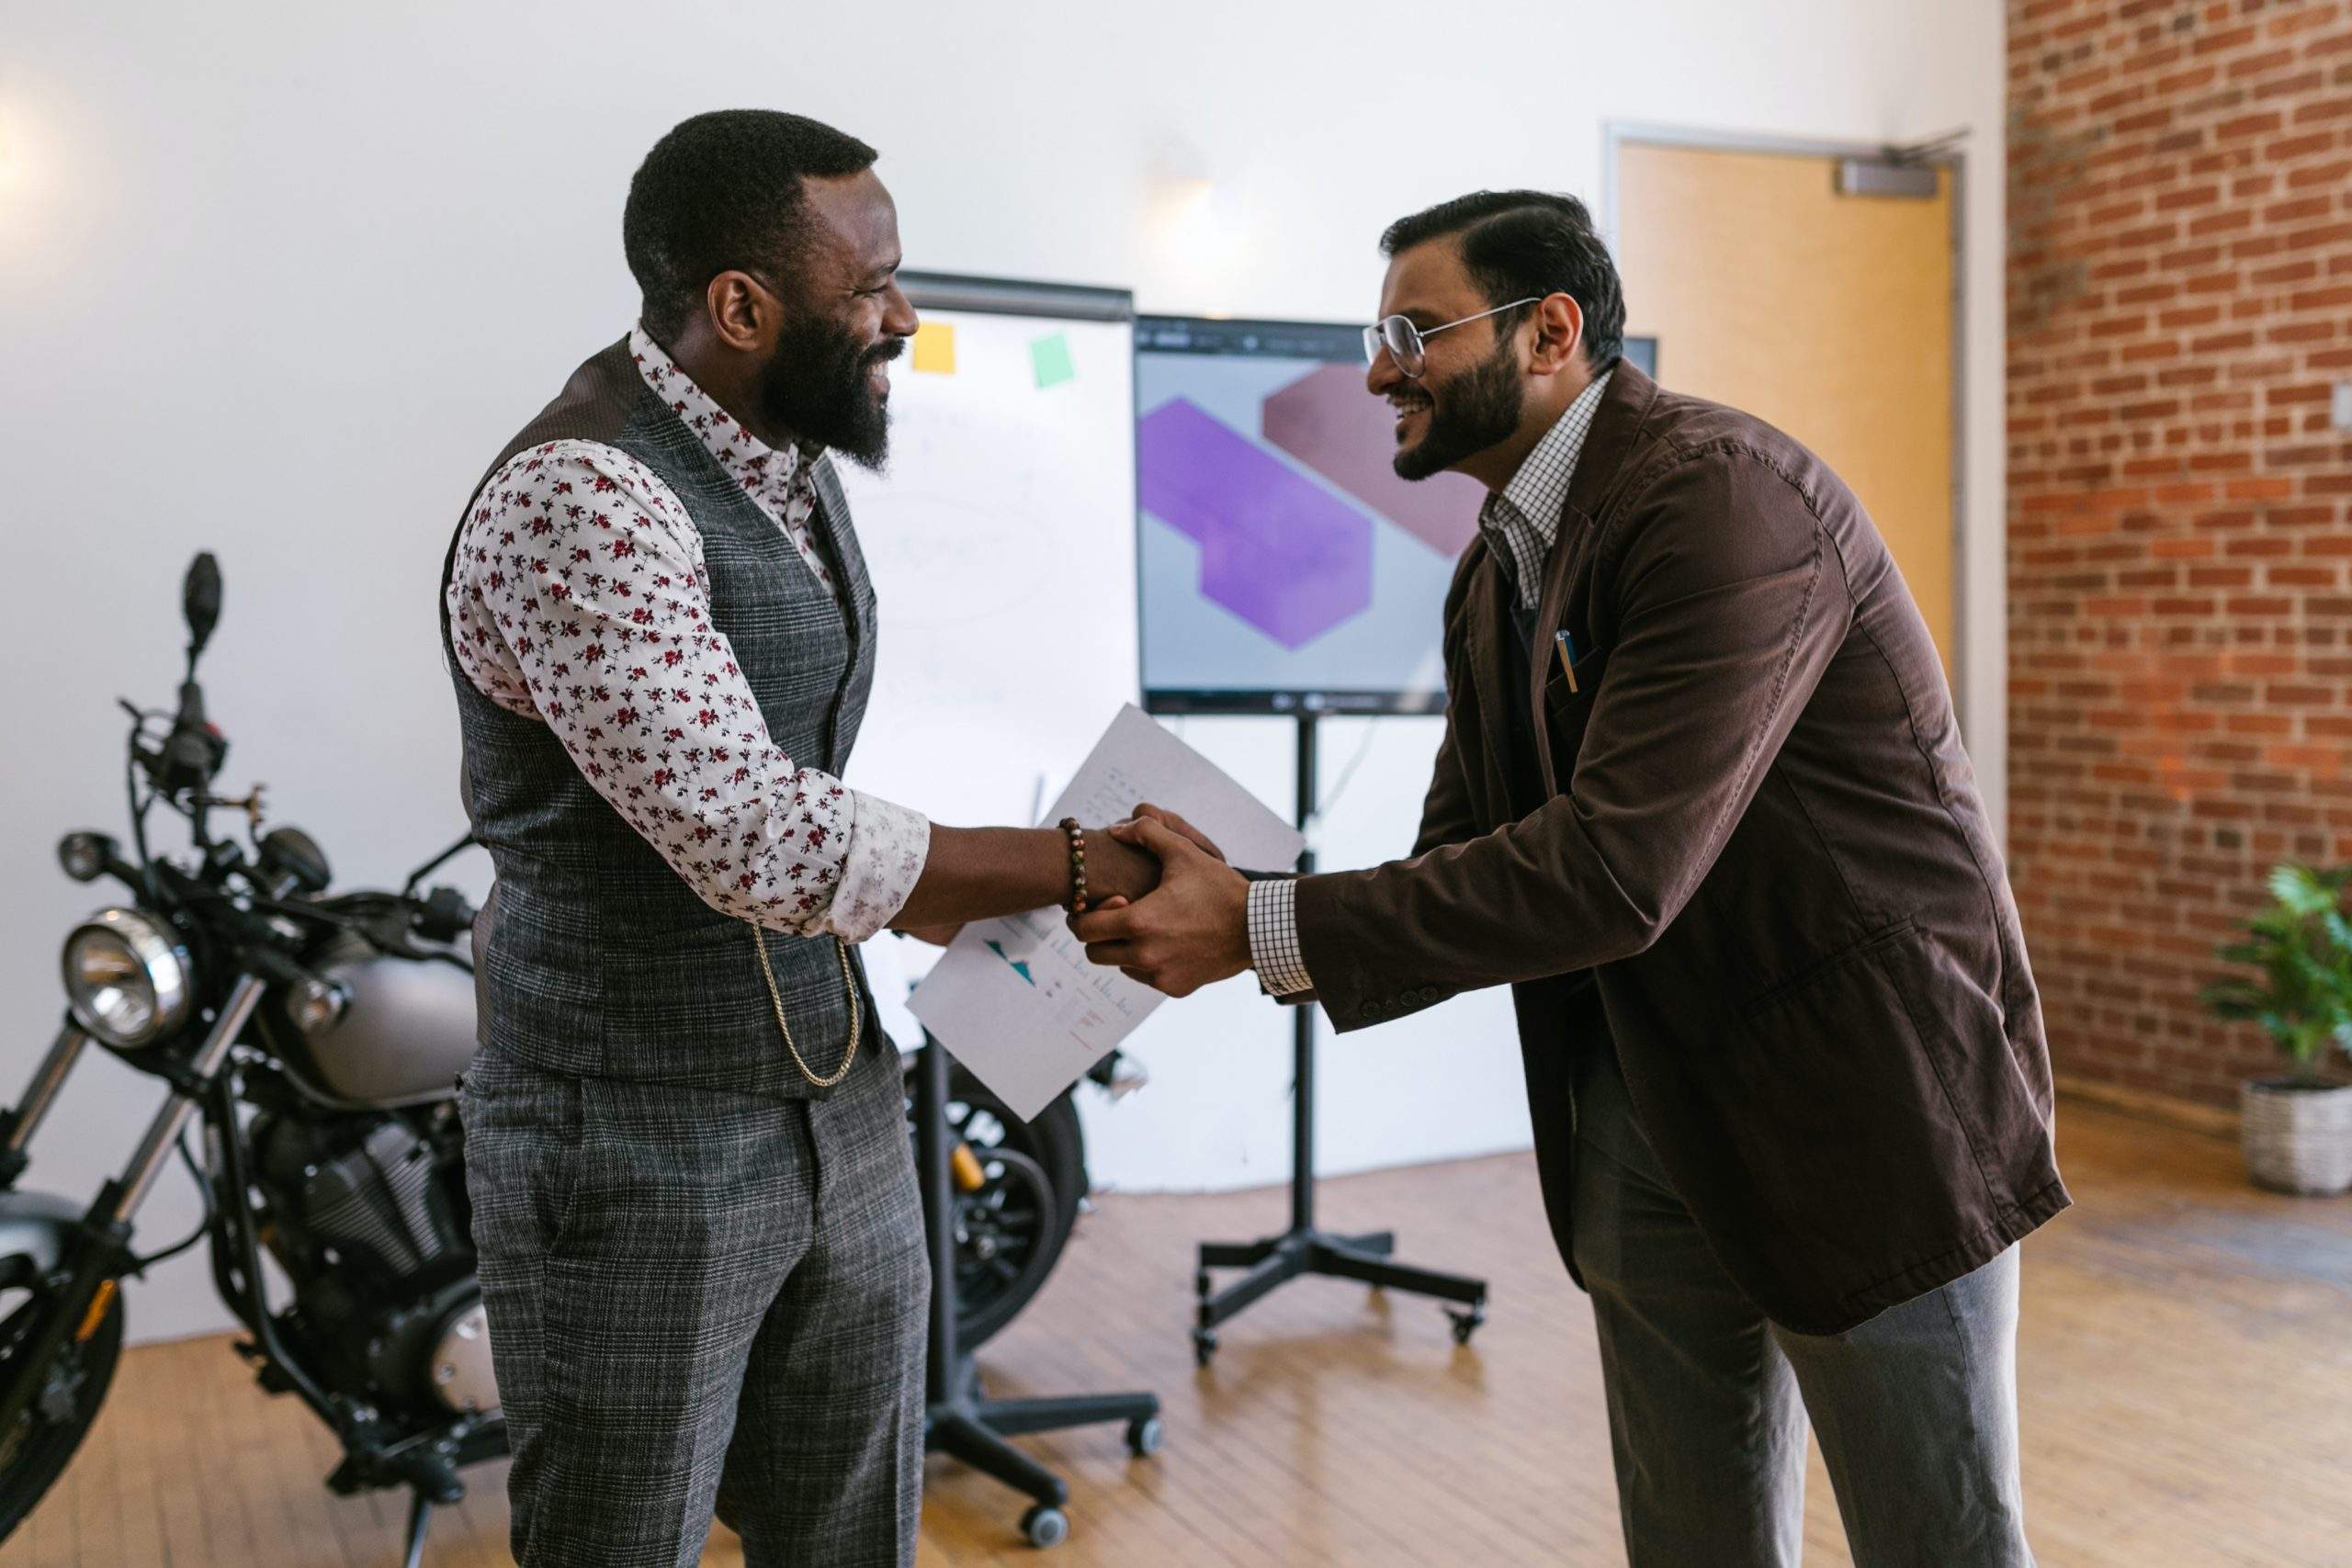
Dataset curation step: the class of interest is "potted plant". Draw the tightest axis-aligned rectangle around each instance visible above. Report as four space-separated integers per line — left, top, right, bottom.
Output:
2200 862 2352 1195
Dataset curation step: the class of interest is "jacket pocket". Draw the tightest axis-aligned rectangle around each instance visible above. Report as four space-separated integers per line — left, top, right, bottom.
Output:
1713 920 1983 1293
1738 918 1918 1022
1541 646 1610 788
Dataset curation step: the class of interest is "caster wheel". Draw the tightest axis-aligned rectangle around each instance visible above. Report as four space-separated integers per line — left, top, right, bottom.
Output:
1191 1327 1218 1367
1125 1415 1165 1457
1021 1504 1069 1549
1448 1308 1486 1347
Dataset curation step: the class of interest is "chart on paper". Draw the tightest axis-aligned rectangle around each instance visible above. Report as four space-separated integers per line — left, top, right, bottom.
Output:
976 907 1147 1039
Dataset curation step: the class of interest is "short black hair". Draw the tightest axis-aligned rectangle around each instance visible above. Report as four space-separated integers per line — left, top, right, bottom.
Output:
1380 191 1626 375
624 109 879 341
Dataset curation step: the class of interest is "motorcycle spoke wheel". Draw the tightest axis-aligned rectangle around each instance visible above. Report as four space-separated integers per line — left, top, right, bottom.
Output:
0 1282 126 1542
908 1061 1088 1351
953 1147 1055 1311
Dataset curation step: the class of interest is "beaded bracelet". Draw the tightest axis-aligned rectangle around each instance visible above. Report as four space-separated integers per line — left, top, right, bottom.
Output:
1058 817 1088 913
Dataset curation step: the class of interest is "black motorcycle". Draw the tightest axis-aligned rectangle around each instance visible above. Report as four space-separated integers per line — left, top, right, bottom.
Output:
0 554 1114 1564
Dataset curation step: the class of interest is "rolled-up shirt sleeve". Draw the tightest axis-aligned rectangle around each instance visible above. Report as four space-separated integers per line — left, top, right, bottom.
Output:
446 439 930 942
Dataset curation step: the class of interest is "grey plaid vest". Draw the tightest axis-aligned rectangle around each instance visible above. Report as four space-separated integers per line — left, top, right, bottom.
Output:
440 337 881 1098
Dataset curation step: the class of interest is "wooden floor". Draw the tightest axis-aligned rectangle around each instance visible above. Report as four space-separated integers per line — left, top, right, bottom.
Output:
6 1098 2350 1567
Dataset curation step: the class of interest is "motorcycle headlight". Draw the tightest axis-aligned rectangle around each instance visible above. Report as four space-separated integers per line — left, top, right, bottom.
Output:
62 909 194 1049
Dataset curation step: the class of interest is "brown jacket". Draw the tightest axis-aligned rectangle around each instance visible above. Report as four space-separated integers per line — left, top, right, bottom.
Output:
1293 363 2066 1334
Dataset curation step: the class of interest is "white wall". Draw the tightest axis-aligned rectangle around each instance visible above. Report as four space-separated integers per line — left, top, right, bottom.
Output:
0 0 2005 1342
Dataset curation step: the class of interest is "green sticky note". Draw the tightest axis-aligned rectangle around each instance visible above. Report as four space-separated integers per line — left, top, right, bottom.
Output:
1031 332 1076 389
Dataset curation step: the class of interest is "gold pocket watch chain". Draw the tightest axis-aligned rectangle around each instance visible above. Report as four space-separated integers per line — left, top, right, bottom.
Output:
752 927 863 1089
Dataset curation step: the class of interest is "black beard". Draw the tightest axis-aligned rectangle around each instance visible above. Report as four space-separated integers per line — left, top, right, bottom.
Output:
752 316 901 470
1392 331 1525 480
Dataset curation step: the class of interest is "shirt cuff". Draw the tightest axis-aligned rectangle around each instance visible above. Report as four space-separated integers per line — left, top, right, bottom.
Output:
821 791 932 942
1247 877 1316 997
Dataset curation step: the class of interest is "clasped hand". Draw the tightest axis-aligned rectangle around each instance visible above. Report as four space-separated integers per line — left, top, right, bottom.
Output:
1069 804 1253 998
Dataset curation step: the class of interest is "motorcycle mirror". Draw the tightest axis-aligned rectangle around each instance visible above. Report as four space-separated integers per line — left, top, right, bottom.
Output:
183 552 222 663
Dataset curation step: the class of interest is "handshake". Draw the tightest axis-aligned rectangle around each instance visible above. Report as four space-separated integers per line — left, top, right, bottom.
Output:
1066 804 1261 999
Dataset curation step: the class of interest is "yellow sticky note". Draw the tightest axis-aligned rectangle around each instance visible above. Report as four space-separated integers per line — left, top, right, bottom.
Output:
912 321 956 374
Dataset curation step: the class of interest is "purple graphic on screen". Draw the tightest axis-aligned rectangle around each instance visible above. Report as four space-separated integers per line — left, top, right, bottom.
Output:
1136 398 1374 649
1261 363 1486 558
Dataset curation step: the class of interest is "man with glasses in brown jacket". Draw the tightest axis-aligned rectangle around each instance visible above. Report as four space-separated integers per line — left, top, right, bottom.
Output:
1080 190 2056 1567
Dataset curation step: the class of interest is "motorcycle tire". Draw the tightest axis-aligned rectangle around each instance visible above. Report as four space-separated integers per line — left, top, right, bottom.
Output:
0 1283 125 1542
917 1062 1086 1352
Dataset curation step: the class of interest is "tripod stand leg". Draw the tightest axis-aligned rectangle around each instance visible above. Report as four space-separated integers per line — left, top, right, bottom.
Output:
1198 1237 1279 1269
1198 1243 1306 1331
1314 1244 1487 1307
976 1391 1159 1439
401 1492 433 1568
932 1412 1070 1507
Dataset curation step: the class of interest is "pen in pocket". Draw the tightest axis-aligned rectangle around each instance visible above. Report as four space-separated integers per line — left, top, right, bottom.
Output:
1555 630 1580 694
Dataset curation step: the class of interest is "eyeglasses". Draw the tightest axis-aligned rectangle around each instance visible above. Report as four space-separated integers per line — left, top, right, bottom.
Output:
1363 298 1542 378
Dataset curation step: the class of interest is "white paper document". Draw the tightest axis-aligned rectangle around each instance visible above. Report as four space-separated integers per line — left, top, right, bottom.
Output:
907 704 1304 1120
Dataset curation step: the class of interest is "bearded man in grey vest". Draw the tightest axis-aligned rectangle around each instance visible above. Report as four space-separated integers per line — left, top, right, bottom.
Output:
441 111 1159 1568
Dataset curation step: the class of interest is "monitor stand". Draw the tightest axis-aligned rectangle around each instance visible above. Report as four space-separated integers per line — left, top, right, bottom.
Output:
1191 710 1489 1366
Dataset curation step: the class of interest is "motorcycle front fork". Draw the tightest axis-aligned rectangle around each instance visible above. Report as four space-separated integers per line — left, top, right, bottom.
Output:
0 976 267 1438
106 976 266 1224
0 1026 93 1190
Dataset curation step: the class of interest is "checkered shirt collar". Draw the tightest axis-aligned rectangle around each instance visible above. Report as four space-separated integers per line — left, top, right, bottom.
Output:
1477 369 1613 610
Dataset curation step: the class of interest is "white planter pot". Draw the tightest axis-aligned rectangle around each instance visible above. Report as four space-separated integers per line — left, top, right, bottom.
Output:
2241 1079 2352 1196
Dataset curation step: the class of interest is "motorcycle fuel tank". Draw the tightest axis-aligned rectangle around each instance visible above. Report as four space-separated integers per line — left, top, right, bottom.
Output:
288 936 478 1106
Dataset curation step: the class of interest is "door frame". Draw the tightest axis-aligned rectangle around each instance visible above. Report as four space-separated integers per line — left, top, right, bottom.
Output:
1600 120 1971 728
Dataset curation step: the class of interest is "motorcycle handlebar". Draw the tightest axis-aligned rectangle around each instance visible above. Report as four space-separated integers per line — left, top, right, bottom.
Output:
243 942 318 993
413 886 476 943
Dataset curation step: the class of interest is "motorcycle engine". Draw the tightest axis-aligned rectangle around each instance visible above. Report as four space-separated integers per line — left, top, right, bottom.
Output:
253 1109 499 1416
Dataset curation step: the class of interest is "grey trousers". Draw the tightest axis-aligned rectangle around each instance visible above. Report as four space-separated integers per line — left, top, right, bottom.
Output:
1569 1043 2033 1568
458 1039 927 1568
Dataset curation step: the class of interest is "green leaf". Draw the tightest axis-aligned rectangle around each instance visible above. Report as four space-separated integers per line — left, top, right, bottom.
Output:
2271 863 2323 911
2202 861 2352 1065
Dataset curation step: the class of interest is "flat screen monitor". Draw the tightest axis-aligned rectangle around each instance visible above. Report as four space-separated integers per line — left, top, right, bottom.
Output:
1136 314 1656 716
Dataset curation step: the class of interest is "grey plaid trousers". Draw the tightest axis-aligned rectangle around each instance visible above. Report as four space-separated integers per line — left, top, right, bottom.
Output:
458 1039 927 1567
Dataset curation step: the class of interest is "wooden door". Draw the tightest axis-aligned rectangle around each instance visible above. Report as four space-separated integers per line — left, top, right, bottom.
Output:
1614 141 1959 679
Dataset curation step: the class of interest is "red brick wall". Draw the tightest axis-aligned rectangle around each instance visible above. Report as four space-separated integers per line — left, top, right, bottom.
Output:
2007 0 2352 1105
